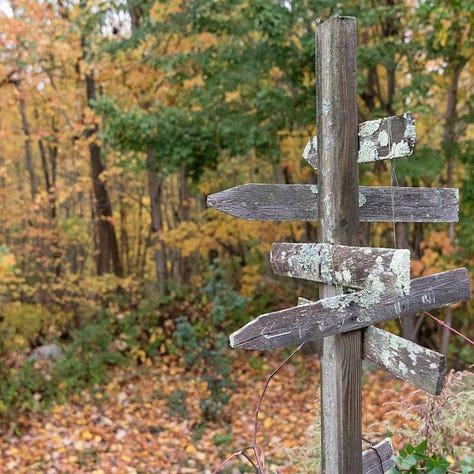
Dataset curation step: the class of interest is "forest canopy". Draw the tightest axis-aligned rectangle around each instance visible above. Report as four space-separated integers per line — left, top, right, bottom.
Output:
0 0 472 364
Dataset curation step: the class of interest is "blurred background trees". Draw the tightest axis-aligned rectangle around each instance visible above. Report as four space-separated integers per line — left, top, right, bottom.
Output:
0 0 472 366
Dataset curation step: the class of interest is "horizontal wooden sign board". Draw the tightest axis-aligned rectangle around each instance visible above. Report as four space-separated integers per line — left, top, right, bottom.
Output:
271 242 410 294
363 326 446 395
229 268 471 351
207 184 459 223
362 438 395 474
303 112 416 168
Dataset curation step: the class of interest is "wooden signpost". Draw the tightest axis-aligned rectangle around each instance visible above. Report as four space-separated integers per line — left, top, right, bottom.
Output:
208 16 471 474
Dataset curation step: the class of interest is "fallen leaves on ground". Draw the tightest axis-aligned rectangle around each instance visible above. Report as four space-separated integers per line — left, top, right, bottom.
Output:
0 351 459 473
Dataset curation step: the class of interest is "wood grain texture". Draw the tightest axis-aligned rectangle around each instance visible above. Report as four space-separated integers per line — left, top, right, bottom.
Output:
362 438 396 474
296 304 446 395
316 17 362 474
271 242 410 293
207 184 459 223
303 112 416 168
229 268 471 351
363 326 446 395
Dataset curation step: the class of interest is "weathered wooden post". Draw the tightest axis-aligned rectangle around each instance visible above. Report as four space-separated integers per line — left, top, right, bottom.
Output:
316 16 361 473
208 14 471 474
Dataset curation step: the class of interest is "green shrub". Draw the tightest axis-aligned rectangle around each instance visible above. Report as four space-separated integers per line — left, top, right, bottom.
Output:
166 389 189 419
390 440 450 473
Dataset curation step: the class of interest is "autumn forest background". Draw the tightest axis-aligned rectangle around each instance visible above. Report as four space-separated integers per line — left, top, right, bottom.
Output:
0 0 473 472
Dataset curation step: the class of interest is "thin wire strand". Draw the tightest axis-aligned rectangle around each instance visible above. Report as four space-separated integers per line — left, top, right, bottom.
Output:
389 159 399 250
424 311 474 347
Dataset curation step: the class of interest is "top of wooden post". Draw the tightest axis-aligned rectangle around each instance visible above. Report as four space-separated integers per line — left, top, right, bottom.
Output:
316 16 359 247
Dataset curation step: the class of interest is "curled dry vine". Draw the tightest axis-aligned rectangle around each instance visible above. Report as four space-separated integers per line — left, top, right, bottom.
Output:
213 344 305 474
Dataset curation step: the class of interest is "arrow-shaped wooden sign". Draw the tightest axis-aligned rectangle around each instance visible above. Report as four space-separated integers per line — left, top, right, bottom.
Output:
229 268 471 351
363 326 446 395
271 242 410 294
303 112 416 168
207 184 459 223
299 296 447 396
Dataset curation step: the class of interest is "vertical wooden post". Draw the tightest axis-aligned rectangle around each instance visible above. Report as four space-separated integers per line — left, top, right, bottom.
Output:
316 17 362 473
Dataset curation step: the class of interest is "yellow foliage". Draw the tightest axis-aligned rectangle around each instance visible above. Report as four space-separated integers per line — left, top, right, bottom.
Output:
0 248 16 278
240 264 262 297
0 303 52 351
149 1 183 21
183 76 205 90
225 91 241 103
193 32 219 49
269 66 284 80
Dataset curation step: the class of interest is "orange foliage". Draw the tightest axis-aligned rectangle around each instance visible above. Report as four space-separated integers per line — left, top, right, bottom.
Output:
411 230 457 277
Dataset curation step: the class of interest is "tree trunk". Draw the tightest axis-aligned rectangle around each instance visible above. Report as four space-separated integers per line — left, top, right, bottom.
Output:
440 61 465 355
18 91 37 202
85 73 123 277
177 164 191 286
147 151 168 296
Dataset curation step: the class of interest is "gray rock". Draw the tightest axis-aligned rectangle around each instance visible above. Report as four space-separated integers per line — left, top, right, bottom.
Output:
28 344 63 361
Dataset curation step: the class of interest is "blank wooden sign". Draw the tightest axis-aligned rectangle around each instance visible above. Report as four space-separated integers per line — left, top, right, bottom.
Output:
363 326 446 395
271 242 410 294
303 112 416 168
207 184 459 223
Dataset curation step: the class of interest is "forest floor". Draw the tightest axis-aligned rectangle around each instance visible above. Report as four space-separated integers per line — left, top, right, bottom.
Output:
0 350 472 474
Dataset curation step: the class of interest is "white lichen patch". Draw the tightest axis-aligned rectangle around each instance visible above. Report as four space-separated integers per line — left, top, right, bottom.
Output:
355 309 372 323
390 249 411 295
388 140 411 158
398 360 409 377
359 118 381 137
342 269 352 284
322 100 331 116
310 184 318 195
321 293 349 310
408 349 418 364
358 192 367 207
319 243 333 285
303 136 317 160
403 111 416 143
353 286 382 308
378 129 389 147
353 256 387 308
358 139 378 163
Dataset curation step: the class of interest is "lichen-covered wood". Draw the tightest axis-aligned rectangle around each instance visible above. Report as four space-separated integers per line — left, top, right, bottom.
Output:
207 184 459 223
362 438 396 474
363 326 446 395
303 112 416 168
271 242 410 294
229 268 471 351
297 301 446 395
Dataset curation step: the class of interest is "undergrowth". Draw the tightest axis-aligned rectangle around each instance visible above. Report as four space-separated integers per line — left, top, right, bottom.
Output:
279 368 474 473
0 265 249 430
